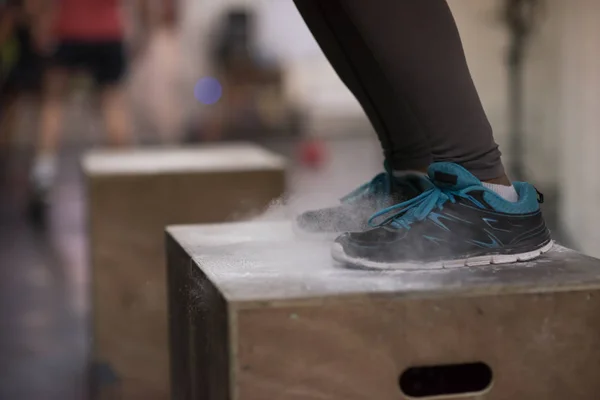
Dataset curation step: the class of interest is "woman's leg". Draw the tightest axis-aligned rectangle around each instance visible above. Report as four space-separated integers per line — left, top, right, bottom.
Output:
294 0 506 182
293 0 431 173
295 0 551 267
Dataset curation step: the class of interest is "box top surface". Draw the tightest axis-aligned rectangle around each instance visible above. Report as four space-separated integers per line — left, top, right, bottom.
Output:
168 221 600 307
82 143 286 176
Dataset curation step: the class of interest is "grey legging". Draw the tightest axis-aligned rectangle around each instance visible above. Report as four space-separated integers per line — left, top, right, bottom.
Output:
293 0 505 181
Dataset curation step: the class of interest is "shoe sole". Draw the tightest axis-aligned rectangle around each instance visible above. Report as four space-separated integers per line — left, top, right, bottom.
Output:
331 240 554 271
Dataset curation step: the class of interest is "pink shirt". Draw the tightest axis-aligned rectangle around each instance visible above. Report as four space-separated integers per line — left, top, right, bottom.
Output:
54 0 123 41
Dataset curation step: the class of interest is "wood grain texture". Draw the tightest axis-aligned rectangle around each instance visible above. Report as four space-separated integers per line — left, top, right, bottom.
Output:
86 146 286 399
235 292 600 400
167 221 600 400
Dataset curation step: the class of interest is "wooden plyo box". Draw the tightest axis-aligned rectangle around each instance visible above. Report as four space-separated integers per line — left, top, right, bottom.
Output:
167 221 600 400
83 144 286 400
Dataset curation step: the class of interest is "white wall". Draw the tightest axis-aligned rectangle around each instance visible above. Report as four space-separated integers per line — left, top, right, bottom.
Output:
450 0 509 143
522 0 563 188
559 0 600 256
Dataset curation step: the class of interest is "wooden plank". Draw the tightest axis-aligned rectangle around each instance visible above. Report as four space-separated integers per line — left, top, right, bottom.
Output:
235 292 600 400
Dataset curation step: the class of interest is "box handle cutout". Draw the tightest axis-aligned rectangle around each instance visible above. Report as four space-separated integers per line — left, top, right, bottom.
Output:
399 362 492 398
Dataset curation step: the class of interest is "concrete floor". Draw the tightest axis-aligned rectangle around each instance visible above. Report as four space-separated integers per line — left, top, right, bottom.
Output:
0 136 564 400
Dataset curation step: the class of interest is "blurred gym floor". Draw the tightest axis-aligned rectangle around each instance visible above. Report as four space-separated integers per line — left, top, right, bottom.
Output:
0 136 563 400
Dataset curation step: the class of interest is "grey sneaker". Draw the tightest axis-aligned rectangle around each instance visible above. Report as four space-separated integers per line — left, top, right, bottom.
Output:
295 169 429 236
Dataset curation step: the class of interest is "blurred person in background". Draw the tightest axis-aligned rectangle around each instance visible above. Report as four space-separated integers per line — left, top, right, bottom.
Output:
129 0 184 144
27 0 151 221
186 7 303 143
0 0 43 153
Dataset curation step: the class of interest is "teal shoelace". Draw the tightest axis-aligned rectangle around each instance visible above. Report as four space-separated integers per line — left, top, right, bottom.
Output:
367 184 486 229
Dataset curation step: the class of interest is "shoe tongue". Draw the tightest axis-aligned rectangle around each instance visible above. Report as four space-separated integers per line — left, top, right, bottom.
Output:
428 162 481 190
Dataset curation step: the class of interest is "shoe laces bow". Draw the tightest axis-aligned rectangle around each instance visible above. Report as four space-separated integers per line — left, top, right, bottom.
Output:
367 184 483 229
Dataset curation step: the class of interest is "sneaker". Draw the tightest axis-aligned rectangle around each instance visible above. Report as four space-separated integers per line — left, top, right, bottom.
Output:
295 164 427 236
331 162 553 269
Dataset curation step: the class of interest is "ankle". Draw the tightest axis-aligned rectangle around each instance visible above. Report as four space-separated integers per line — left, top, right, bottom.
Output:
482 179 518 202
483 174 512 186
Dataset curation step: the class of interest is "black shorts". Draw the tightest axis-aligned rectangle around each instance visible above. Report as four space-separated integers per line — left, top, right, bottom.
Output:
50 40 127 86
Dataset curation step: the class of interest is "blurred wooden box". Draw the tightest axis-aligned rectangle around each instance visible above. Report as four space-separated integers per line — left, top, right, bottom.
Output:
83 144 286 400
167 221 600 400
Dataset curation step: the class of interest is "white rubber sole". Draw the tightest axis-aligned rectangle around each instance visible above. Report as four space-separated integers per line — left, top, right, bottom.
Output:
331 240 554 271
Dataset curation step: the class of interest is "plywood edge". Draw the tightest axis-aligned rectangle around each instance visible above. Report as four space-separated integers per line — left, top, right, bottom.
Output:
82 165 287 179
166 230 233 400
228 302 241 400
165 225 229 292
165 232 192 399
81 143 287 177
225 281 600 311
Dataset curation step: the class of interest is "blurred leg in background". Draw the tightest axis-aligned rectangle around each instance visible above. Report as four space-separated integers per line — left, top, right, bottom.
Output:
95 41 130 147
1 1 44 182
130 0 184 144
100 85 130 147
0 92 18 151
28 0 149 222
0 4 17 150
33 65 68 194
32 40 130 220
